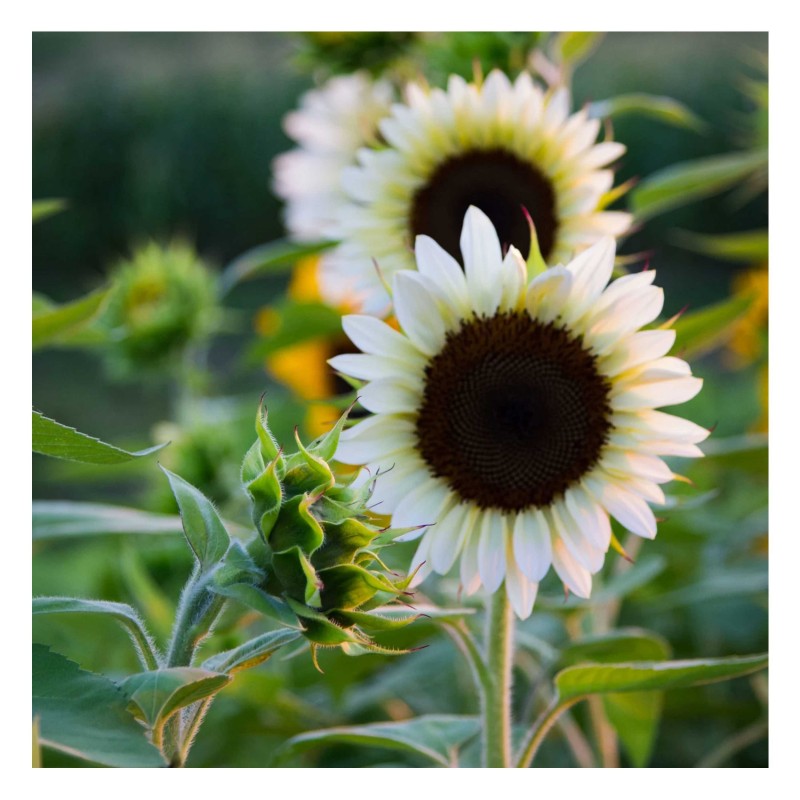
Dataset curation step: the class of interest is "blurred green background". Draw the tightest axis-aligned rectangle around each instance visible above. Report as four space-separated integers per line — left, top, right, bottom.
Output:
32 32 768 768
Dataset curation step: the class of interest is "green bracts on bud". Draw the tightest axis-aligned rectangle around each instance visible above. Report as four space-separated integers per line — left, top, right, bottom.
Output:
241 404 418 665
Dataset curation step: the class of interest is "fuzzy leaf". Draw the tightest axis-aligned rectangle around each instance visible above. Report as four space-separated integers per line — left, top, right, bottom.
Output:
555 653 768 700
318 563 393 611
269 494 325 555
279 715 481 767
32 410 167 464
33 645 165 767
203 629 302 674
33 597 160 671
120 668 230 731
209 582 301 630
312 518 376 570
161 467 231 571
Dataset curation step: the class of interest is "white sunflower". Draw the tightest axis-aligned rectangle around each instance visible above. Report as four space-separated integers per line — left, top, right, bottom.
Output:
331 207 707 619
273 72 395 244
323 69 633 315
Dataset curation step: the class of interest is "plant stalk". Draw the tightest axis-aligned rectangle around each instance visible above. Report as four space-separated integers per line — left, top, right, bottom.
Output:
482 585 514 768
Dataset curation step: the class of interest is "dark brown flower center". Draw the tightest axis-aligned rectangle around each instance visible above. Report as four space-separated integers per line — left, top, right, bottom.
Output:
409 148 559 262
415 313 612 511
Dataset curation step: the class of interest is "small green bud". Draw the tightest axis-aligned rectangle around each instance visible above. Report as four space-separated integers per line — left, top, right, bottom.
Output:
101 240 220 375
242 402 420 665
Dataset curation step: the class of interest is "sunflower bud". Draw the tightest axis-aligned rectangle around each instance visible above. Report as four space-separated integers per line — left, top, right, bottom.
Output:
241 403 419 667
101 240 220 375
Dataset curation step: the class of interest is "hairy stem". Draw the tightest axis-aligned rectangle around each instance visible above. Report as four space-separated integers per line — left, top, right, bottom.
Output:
516 697 581 768
483 586 514 768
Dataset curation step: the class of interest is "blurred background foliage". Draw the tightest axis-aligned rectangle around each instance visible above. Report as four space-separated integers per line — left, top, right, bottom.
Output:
33 32 767 767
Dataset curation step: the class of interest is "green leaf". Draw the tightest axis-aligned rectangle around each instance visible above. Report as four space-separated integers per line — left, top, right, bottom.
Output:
557 630 670 768
32 410 167 464
279 714 481 767
247 300 343 362
202 629 302 674
33 644 165 767
673 229 768 263
555 653 768 700
209 582 302 630
558 628 670 668
591 94 707 132
32 501 184 540
32 287 108 350
630 149 768 220
552 31 604 67
603 690 663 768
121 668 230 732
219 239 335 294
161 467 231 571
672 293 753 360
32 597 160 671
32 198 67 223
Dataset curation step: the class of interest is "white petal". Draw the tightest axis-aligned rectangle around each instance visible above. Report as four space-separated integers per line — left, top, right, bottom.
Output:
612 376 703 410
564 236 616 316
408 534 434 588
342 314 423 361
619 409 711 443
552 538 592 598
602 450 675 484
526 266 573 323
478 511 507 593
587 479 658 539
392 271 447 356
368 456 429 512
512 508 552 582
505 550 539 621
336 415 415 464
600 330 677 377
329 352 418 382
430 502 472 574
392 480 451 530
564 486 612 552
358 378 421 414
550 503 604 573
460 206 504 317
499 246 527 311
415 234 470 314
460 524 482 595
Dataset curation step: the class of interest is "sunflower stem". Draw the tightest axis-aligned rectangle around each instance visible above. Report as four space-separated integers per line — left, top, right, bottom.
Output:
482 585 514 768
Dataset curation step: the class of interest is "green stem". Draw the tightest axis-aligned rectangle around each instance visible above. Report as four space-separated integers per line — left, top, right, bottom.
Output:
483 586 514 768
516 697 581 768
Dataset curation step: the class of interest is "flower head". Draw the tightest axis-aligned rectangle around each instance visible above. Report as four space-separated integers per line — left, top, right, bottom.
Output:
323 69 632 314
331 207 707 619
273 72 395 244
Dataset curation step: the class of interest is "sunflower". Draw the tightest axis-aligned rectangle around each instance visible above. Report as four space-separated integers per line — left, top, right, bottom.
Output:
323 69 633 314
330 207 706 619
273 72 395 244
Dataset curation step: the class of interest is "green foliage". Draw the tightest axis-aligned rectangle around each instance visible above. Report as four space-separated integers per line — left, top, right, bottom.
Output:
248 301 343 361
242 404 418 657
32 410 167 464
219 239 334 295
121 667 230 732
32 198 67 223
296 32 418 77
630 149 768 220
33 597 160 670
203 629 302 674
100 240 220 375
32 287 108 350
32 501 184 540
33 645 165 767
280 715 481 767
161 467 231 573
554 654 768 699
590 94 706 132
672 294 754 360
673 229 768 262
